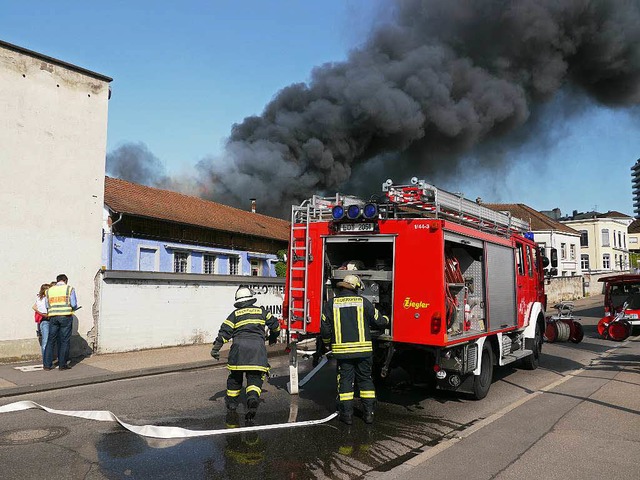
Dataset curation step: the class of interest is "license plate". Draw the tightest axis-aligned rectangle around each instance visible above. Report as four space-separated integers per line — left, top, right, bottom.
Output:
339 223 374 232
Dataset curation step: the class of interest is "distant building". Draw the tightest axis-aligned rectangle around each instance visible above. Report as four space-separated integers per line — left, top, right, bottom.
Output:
559 210 633 273
632 159 640 218
485 203 581 277
103 177 289 276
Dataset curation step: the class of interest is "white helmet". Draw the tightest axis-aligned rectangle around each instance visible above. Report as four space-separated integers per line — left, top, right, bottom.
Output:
235 287 255 304
337 274 361 291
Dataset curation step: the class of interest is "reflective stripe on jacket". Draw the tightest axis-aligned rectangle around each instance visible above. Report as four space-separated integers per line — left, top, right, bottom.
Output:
321 289 388 359
215 304 281 372
46 285 73 316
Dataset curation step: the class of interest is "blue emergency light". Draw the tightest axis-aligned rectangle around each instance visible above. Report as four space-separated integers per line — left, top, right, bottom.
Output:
332 205 345 220
363 203 378 219
347 204 362 219
524 232 534 240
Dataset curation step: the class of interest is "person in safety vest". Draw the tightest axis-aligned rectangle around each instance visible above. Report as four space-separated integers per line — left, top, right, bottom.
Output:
321 274 389 425
44 274 78 370
211 286 280 421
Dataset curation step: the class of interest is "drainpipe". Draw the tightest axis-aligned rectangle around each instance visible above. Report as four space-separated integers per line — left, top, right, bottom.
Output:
109 212 123 270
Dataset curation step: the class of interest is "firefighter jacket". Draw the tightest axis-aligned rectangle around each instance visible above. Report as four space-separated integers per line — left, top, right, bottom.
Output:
214 301 280 373
46 284 74 316
321 289 389 359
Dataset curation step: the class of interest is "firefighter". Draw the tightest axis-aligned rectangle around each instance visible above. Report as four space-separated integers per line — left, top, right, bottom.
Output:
211 287 280 421
321 274 389 425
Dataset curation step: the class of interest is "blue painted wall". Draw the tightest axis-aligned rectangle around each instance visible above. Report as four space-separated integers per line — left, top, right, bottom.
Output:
102 234 278 276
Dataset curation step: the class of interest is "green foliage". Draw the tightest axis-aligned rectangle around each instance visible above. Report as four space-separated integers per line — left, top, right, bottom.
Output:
275 249 287 277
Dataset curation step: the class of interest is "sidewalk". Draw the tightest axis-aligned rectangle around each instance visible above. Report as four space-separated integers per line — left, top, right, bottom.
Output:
381 334 640 480
0 342 286 398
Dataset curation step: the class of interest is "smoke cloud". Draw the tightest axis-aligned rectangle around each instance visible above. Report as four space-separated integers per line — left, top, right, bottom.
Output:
110 0 640 217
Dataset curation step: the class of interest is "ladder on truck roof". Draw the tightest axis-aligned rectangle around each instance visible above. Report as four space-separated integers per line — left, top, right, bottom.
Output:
382 177 530 236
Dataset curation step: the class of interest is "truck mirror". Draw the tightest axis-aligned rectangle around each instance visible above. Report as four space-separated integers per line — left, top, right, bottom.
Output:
542 257 550 268
550 248 558 268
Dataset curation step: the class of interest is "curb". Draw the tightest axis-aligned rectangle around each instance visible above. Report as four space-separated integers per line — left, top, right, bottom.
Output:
0 348 290 399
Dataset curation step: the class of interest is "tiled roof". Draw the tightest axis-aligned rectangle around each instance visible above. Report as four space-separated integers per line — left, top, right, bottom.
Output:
598 211 632 219
104 177 290 242
484 203 579 235
629 219 640 234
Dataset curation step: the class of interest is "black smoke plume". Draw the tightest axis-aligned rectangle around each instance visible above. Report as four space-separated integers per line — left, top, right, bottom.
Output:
111 0 640 217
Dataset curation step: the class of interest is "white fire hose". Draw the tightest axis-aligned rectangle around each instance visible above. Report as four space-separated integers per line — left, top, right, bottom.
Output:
0 400 337 439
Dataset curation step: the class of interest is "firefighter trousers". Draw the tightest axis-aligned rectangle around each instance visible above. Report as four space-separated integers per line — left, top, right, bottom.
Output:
226 370 265 410
336 356 376 416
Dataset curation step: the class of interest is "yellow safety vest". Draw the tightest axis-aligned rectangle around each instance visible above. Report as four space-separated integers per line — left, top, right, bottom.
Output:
47 285 73 316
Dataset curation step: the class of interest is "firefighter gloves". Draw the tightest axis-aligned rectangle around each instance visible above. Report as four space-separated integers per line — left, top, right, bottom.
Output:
210 340 223 360
268 331 279 345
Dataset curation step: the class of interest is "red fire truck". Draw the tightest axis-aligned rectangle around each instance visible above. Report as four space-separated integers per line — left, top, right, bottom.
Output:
284 177 548 399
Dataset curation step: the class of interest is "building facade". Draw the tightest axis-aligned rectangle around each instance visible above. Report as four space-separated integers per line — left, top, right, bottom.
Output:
485 203 582 277
632 159 640 218
103 177 289 277
0 40 111 361
560 211 633 274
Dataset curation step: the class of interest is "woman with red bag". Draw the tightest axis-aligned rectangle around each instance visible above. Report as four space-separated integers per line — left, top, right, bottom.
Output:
32 283 50 363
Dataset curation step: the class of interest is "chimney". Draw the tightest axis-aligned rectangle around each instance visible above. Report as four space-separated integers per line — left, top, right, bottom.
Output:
250 198 256 213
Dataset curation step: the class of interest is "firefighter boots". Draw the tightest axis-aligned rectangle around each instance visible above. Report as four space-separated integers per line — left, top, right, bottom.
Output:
363 411 374 425
339 413 353 425
245 397 259 422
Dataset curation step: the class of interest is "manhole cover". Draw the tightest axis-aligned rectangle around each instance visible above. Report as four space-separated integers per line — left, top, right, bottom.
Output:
0 427 68 445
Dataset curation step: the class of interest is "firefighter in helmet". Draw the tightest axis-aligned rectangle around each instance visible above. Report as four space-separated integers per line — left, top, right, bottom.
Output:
321 274 389 425
211 286 280 421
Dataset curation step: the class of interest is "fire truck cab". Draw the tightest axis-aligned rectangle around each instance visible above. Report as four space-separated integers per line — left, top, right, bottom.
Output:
285 178 547 399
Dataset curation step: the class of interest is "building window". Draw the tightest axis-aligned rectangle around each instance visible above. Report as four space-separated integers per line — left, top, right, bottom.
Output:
619 231 623 248
174 251 189 273
204 255 216 274
613 230 617 247
560 243 567 260
250 259 261 276
580 230 588 247
229 257 240 275
581 254 589 270
569 244 576 260
602 229 610 247
603 254 610 269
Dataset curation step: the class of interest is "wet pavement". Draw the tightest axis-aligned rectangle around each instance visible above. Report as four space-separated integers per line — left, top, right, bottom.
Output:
1 294 639 479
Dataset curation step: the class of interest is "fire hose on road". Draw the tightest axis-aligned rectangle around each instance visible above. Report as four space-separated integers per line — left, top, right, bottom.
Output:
0 400 338 439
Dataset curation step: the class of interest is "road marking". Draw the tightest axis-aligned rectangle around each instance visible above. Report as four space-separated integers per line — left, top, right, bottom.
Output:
13 365 44 373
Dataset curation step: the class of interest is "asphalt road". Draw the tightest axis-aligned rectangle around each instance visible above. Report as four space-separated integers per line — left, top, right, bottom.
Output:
0 301 633 479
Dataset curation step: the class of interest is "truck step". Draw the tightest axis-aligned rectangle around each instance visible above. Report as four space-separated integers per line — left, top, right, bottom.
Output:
502 349 533 365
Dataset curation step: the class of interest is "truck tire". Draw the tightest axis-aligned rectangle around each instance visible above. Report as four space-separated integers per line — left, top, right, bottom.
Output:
522 318 543 370
472 342 494 400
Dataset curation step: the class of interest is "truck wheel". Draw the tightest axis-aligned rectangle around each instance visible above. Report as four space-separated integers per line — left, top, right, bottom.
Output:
472 342 494 400
522 319 543 370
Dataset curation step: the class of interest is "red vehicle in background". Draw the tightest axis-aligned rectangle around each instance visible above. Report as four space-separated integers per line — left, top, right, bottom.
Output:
597 275 640 341
284 177 548 399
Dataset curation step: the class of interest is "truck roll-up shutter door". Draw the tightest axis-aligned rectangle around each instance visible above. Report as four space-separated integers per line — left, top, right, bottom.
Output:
486 243 517 330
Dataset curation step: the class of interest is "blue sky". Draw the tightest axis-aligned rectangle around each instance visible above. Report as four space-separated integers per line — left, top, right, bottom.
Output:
2 0 640 217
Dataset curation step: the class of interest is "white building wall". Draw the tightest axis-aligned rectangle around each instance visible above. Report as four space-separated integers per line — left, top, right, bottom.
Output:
0 43 110 361
562 218 632 273
534 231 582 277
95 272 285 353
